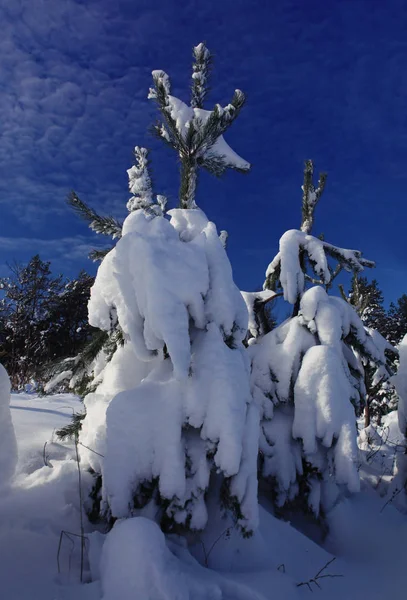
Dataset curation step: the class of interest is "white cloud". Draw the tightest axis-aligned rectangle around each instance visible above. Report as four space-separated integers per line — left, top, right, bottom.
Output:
0 0 153 226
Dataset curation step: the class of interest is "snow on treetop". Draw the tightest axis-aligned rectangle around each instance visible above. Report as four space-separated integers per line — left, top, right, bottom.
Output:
164 95 250 171
89 208 248 380
127 147 153 212
148 70 170 98
194 42 210 58
265 229 375 304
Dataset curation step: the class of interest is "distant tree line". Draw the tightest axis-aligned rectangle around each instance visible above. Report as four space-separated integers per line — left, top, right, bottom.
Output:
0 252 407 407
0 254 94 390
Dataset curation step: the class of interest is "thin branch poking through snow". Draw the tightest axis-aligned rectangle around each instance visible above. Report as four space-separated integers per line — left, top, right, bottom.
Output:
296 557 343 591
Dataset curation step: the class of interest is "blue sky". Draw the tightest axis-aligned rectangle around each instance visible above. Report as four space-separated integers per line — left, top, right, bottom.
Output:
1 0 406 304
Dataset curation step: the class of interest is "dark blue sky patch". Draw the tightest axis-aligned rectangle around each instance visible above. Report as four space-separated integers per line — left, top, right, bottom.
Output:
0 0 406 302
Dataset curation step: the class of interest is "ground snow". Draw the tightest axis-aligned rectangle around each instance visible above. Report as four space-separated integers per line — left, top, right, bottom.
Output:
0 393 97 600
2 394 407 600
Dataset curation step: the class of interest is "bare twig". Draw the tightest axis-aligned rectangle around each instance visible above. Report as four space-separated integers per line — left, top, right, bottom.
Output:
57 530 89 578
380 479 407 513
296 557 343 591
57 432 89 582
43 441 52 468
77 441 105 457
200 527 232 568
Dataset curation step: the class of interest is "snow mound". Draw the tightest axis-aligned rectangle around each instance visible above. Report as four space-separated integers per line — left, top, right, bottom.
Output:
101 517 221 600
0 363 17 487
101 515 301 600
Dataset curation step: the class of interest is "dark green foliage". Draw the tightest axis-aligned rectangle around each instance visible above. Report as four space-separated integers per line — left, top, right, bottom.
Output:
88 248 114 262
220 479 253 539
191 42 212 109
86 473 103 525
0 256 64 387
345 274 398 424
67 192 122 239
249 295 277 340
56 412 86 441
149 43 250 209
385 294 407 346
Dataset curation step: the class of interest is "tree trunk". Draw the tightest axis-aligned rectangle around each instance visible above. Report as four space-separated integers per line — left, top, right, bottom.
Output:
364 403 370 428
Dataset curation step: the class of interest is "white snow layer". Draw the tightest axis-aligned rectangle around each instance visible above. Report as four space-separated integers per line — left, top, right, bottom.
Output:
165 94 250 171
44 369 73 393
250 287 372 513
0 363 17 487
265 229 371 304
393 334 407 437
84 207 258 532
241 290 277 338
100 517 210 600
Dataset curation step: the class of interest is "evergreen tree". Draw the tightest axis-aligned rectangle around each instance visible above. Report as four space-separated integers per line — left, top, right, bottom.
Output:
346 275 387 334
0 256 64 388
385 294 407 346
346 275 397 426
250 160 385 520
149 42 250 209
78 43 258 537
45 270 94 360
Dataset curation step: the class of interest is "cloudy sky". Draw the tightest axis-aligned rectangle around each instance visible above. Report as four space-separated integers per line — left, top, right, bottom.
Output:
1 0 406 302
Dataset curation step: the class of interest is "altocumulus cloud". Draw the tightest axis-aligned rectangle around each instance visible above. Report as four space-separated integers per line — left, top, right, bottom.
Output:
0 0 155 226
0 234 106 276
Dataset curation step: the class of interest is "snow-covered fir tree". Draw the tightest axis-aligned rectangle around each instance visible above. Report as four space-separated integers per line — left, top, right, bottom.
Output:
249 160 388 520
346 275 388 335
79 43 258 537
345 275 397 426
385 294 407 346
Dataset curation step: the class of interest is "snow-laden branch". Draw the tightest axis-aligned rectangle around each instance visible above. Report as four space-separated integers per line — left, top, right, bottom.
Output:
264 229 375 304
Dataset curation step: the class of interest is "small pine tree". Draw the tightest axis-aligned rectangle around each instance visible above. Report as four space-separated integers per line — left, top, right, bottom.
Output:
250 160 385 519
347 275 388 334
0 256 64 388
77 43 258 538
149 43 250 209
